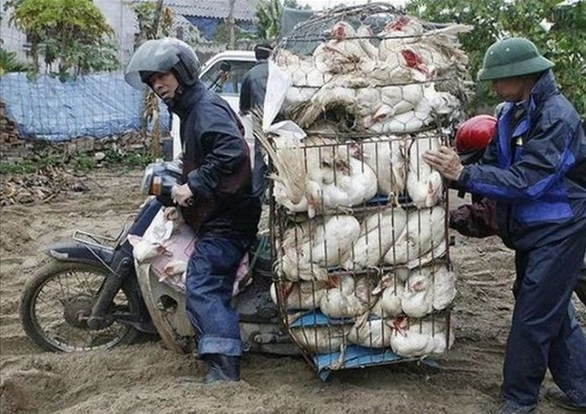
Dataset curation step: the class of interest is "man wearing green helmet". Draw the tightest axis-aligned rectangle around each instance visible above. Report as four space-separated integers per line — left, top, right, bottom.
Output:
424 37 586 413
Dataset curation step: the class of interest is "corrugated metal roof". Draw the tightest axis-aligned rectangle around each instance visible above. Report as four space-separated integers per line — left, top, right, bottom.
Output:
166 0 262 21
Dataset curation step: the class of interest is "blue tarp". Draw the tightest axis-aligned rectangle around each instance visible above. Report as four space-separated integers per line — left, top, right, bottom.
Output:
0 72 170 142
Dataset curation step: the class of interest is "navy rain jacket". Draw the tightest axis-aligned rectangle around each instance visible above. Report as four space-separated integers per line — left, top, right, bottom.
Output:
239 60 269 114
458 70 586 250
170 80 261 237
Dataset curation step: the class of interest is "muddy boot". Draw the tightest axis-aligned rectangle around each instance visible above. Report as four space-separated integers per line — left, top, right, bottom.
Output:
496 399 536 414
201 355 240 384
545 387 586 412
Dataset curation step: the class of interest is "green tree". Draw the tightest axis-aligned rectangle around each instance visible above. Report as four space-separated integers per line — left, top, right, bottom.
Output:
255 0 283 40
0 48 29 75
8 0 119 78
406 0 586 115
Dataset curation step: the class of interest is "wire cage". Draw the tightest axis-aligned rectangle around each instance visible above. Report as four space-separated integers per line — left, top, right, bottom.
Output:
257 2 471 378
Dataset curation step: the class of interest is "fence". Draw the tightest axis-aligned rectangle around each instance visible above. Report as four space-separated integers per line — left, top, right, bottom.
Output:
0 71 169 144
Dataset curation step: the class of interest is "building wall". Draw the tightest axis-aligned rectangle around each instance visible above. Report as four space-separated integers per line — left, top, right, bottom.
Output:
93 0 139 65
0 7 28 60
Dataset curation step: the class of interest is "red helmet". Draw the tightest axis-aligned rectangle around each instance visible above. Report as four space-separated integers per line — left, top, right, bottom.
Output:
455 115 497 153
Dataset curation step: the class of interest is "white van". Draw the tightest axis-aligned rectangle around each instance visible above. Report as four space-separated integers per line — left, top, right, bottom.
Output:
170 50 256 158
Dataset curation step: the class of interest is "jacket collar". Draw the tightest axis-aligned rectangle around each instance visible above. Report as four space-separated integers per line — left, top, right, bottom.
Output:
167 80 207 119
528 70 558 108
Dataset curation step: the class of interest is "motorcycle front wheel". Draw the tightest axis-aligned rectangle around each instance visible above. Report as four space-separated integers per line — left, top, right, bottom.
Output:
20 260 141 352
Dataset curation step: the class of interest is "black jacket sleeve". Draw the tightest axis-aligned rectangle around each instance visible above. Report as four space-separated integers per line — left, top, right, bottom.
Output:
239 73 252 114
449 197 499 238
185 131 248 198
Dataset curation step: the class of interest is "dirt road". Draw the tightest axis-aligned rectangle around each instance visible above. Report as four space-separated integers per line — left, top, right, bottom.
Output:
1 169 583 414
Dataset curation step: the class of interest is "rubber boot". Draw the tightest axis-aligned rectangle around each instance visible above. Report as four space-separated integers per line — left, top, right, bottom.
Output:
545 387 586 412
201 355 240 384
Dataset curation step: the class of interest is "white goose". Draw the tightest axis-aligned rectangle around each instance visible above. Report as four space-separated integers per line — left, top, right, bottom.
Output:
347 313 394 348
319 275 371 319
371 274 405 318
342 207 408 270
384 206 446 268
406 134 443 209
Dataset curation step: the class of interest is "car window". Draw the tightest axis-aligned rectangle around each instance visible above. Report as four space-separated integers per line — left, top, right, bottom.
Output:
200 59 256 95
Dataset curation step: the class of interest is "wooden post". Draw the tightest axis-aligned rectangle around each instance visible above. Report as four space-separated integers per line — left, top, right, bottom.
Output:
228 0 236 49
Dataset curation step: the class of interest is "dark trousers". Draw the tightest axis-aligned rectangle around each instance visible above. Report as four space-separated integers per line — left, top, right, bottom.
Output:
185 232 254 357
576 266 586 305
502 231 586 407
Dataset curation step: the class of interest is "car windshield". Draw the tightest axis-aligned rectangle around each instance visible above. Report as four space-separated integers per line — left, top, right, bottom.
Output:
199 59 256 95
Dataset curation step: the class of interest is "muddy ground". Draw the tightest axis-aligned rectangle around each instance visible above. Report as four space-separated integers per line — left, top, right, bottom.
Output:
0 168 584 414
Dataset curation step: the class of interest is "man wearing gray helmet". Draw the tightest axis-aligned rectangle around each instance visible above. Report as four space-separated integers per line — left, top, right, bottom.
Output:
424 37 586 413
125 38 261 384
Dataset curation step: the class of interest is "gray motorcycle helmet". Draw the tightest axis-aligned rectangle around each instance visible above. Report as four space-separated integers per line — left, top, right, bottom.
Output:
125 38 200 90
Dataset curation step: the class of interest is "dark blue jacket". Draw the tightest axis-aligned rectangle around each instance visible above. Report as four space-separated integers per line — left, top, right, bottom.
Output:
239 60 269 114
459 70 586 250
171 80 261 237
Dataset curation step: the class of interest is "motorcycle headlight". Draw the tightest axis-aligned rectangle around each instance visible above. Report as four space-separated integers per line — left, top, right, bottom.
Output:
141 163 156 195
140 160 184 196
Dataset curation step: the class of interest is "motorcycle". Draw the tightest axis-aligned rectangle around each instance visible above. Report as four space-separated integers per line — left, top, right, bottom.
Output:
19 160 299 356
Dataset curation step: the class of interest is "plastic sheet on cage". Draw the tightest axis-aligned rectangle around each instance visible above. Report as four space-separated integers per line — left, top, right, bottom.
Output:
288 309 353 327
263 60 291 131
315 345 403 381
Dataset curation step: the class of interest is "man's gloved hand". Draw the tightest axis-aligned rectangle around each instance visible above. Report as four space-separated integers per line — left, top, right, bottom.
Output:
171 184 194 207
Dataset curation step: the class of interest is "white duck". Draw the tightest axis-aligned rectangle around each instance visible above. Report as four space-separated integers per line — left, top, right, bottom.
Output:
431 264 457 311
280 215 361 281
384 206 446 268
265 134 377 217
313 21 373 74
363 84 460 134
347 313 394 348
298 74 425 129
290 324 348 354
341 207 407 270
310 157 378 214
390 315 453 357
406 133 443 209
276 49 332 112
127 234 171 264
401 267 434 318
306 215 362 268
162 206 184 233
391 316 454 356
377 15 426 62
356 24 379 59
371 274 405 318
378 15 470 74
270 281 327 310
357 136 408 199
389 316 432 357
162 260 187 278
319 275 371 319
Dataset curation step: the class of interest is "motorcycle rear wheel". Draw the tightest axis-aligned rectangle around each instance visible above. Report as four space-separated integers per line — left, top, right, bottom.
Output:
20 260 141 352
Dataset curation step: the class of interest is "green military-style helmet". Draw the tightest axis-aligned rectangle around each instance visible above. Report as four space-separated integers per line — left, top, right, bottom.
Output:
477 37 554 81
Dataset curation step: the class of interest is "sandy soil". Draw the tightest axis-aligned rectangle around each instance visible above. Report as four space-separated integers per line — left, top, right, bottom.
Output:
0 168 584 414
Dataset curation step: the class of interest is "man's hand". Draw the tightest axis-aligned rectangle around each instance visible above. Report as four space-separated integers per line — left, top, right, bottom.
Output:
171 184 194 207
422 146 464 181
